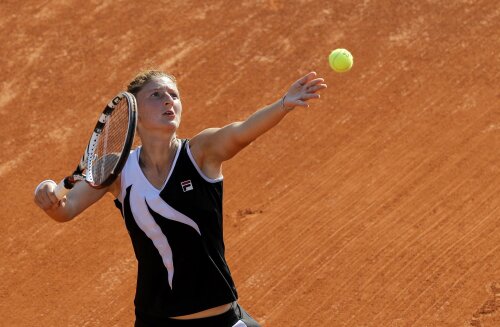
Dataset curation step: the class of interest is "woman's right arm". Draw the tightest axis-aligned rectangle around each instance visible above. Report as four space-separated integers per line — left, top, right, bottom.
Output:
34 180 112 222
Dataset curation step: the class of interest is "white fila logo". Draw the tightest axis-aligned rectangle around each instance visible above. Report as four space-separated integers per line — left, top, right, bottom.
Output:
181 180 193 192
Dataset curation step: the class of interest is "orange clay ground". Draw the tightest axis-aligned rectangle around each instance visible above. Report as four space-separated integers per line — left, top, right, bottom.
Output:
1 1 499 326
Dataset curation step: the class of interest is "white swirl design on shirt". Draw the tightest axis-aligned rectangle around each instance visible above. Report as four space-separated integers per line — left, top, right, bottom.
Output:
128 182 200 290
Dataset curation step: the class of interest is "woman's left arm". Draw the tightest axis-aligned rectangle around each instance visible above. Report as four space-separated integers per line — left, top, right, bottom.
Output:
190 72 327 170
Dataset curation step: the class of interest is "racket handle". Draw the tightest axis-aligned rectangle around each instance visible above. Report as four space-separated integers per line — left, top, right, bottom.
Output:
54 179 71 200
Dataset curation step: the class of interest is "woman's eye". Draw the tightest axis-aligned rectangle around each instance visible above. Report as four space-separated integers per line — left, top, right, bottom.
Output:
151 92 160 97
170 93 178 99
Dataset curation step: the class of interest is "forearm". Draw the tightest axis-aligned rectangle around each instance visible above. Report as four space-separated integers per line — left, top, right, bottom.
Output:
193 72 326 163
34 179 108 223
234 98 289 145
234 71 327 145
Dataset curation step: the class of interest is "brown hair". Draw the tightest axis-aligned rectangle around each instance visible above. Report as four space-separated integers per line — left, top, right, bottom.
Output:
127 70 177 96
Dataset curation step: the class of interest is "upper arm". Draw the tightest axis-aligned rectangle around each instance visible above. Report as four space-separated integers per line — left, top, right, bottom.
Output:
189 99 286 173
188 123 249 180
190 123 249 164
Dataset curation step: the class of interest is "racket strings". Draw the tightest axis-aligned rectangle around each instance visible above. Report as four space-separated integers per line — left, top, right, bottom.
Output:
91 99 131 185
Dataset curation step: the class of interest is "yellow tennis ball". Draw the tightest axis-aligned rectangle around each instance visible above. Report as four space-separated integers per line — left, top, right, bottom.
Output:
328 48 353 73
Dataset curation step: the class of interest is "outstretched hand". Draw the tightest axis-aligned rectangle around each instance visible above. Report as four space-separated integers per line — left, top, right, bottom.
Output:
282 72 327 110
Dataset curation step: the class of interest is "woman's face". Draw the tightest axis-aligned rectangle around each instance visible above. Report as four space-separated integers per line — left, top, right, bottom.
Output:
136 76 182 134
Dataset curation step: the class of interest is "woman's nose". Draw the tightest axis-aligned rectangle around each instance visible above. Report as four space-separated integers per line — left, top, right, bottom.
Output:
163 93 174 105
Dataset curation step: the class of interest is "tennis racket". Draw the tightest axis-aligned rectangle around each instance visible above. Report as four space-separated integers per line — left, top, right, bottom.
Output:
53 92 137 200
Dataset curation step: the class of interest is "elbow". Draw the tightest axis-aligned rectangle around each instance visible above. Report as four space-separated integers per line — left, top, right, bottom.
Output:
51 215 74 223
234 136 253 149
44 207 77 223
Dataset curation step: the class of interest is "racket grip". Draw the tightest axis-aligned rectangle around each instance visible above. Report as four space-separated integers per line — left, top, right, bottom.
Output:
54 179 71 200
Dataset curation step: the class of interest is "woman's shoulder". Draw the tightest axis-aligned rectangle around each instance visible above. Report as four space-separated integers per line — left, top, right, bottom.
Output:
183 132 223 180
188 128 219 151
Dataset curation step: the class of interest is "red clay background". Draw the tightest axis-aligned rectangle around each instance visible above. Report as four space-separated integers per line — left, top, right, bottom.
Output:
1 1 499 326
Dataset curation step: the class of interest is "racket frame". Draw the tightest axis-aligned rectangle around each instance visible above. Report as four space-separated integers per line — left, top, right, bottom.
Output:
54 92 137 200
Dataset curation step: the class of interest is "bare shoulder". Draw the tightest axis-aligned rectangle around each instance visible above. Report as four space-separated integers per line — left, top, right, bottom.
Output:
188 128 224 179
189 128 220 158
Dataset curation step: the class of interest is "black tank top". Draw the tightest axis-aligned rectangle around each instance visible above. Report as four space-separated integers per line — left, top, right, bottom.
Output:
114 139 238 320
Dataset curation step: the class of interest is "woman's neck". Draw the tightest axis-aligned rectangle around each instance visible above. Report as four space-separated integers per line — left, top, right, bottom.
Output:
139 135 179 172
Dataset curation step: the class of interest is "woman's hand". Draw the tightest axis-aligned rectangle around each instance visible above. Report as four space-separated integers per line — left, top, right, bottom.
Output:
282 72 327 110
34 180 62 211
34 179 111 222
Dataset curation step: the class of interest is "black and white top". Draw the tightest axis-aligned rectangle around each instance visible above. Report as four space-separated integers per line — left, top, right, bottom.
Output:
114 139 238 320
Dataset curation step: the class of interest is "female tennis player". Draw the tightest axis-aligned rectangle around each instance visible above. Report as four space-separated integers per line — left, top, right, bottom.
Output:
34 70 327 326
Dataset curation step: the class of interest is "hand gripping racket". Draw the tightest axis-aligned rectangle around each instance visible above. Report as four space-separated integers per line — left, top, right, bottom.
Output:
54 92 137 200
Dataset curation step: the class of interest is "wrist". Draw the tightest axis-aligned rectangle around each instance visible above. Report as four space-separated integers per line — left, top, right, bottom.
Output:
281 95 295 111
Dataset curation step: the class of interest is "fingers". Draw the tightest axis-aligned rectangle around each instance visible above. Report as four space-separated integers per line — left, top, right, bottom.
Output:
306 77 325 85
284 72 327 109
36 193 61 211
302 93 321 100
305 76 326 89
294 73 328 90
294 100 309 108
307 78 326 87
34 181 61 211
297 74 327 93
306 84 327 93
302 77 326 101
296 71 317 87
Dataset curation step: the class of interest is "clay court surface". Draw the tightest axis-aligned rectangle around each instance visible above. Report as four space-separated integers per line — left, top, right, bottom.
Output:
1 1 500 326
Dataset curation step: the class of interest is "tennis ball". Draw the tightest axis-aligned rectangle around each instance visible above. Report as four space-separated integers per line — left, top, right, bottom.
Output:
328 48 353 73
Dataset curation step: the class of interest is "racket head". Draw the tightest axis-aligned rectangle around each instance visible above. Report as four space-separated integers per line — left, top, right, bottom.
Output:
85 91 137 188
